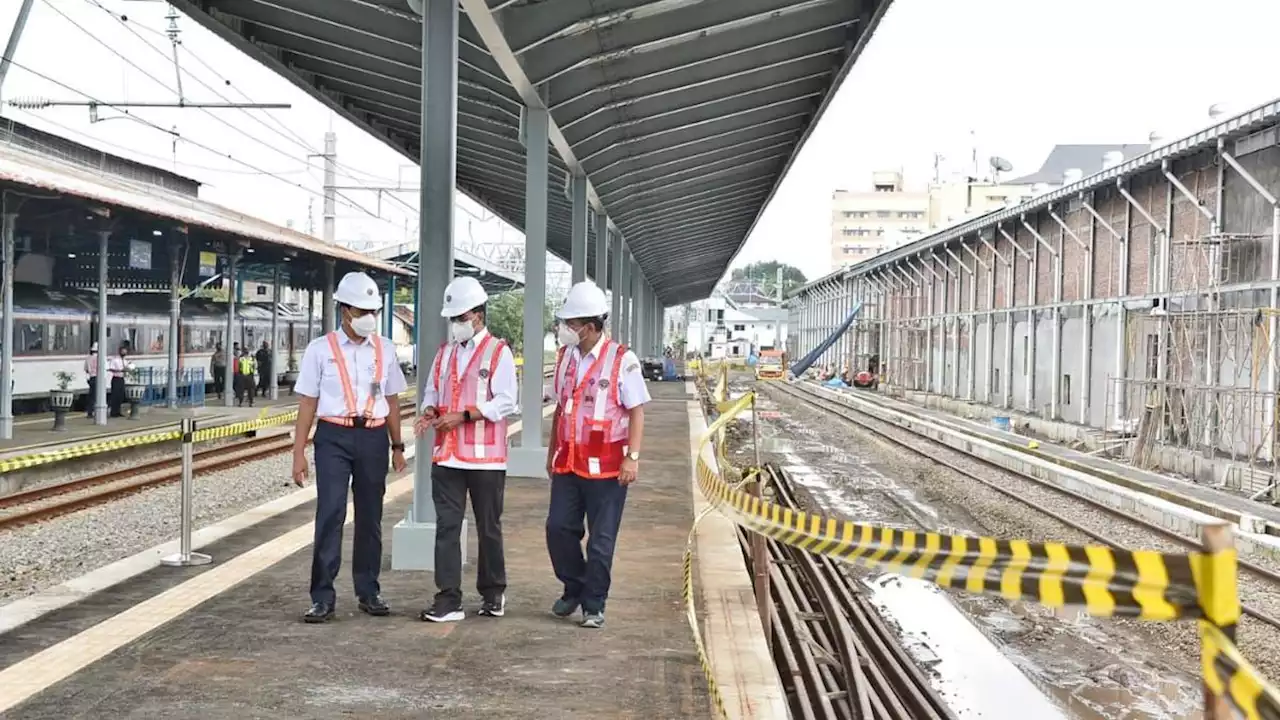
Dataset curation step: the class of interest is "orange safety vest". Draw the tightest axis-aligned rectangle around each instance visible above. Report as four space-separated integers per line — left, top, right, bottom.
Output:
551 340 630 479
324 331 385 419
429 334 508 464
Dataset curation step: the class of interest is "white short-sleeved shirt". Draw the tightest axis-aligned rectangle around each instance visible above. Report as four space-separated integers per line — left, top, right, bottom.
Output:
294 331 408 420
561 342 651 410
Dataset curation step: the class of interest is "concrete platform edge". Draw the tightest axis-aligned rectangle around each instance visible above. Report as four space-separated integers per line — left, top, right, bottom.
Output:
685 387 788 720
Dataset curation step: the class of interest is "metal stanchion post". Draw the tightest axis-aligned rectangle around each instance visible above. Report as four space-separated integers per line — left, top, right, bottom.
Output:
749 393 771 647
161 417 212 567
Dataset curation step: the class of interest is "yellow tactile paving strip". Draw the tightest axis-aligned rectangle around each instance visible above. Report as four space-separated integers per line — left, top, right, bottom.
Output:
0 412 542 715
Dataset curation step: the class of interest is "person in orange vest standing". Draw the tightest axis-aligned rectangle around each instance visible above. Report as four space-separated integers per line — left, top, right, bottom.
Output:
545 281 650 629
415 275 518 623
290 271 408 623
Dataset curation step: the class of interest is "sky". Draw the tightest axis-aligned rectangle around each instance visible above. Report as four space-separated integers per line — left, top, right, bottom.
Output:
2 0 1279 291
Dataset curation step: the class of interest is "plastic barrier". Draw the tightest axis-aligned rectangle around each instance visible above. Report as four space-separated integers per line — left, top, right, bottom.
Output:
688 383 1273 718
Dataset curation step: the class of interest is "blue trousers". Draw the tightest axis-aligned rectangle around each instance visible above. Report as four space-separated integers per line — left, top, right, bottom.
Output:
309 421 389 605
546 473 629 613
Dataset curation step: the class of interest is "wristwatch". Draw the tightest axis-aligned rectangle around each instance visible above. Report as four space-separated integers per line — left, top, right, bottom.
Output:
463 409 473 422
626 451 640 461
391 442 406 452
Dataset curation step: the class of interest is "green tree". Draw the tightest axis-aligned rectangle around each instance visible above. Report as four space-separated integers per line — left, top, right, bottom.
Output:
730 261 807 299
485 290 554 355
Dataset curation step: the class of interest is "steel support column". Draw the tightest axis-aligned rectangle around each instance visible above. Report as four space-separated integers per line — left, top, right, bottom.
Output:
395 0 460 569
269 266 281 401
384 276 396 339
511 101 550 475
321 259 335 334
570 173 588 284
95 230 109 425
611 234 624 333
167 241 182 408
0 210 14 439
223 251 239 406
594 211 608 293
618 254 631 344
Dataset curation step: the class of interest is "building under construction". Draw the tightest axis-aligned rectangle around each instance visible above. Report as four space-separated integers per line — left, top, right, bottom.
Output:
790 99 1280 495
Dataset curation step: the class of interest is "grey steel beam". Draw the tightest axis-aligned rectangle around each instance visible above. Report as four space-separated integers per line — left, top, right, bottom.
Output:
94 230 109 425
612 234 625 332
513 101 550 474
595 209 609 292
0 209 14 439
224 251 240 407
168 241 183 409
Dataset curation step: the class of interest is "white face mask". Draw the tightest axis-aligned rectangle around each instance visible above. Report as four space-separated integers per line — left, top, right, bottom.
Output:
349 312 378 338
557 324 581 347
450 320 476 344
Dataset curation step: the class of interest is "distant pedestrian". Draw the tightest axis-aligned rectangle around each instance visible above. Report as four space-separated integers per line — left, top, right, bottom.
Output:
211 343 227 400
84 342 98 417
256 341 272 397
107 345 130 418
235 349 256 406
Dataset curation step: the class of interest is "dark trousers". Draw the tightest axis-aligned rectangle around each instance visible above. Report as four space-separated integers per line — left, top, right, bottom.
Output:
109 376 124 417
432 463 507 604
546 473 629 613
212 366 225 397
86 377 96 417
257 368 271 395
235 374 254 405
309 421 390 606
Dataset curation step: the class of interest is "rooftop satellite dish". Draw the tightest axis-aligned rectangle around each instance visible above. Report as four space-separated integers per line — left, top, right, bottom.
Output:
989 156 1013 183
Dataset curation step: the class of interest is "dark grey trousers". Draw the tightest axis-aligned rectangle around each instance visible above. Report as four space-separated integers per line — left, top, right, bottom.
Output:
309 421 389 606
432 463 507 605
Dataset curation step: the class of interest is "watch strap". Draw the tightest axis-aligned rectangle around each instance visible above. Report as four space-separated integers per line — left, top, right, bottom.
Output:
391 442 406 452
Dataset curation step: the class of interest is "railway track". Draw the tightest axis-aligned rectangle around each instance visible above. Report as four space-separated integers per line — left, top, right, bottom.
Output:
765 379 1280 631
0 366 557 530
741 462 956 720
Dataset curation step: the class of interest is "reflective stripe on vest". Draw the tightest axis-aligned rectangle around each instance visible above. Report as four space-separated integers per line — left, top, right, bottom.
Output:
238 357 254 374
431 335 508 464
552 340 629 479
324 331 385 418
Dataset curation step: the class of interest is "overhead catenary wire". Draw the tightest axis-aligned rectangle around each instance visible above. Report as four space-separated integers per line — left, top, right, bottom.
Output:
35 0 399 223
81 0 421 218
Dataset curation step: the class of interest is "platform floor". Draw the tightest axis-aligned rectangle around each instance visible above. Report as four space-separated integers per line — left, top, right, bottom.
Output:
0 383 713 719
832 382 1280 528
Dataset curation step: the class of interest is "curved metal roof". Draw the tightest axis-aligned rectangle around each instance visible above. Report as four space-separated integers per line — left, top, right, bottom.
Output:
177 0 890 305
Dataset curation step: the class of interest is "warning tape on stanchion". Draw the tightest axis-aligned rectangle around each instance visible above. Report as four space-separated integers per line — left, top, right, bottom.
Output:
1201 621 1280 720
0 410 301 474
697 391 1241 627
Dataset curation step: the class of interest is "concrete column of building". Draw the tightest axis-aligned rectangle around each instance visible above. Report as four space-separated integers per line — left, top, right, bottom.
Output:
94 230 109 425
594 211 608 293
306 290 315 347
394 0 459 571
166 240 182 409
321 259 335 334
223 251 240 406
508 100 551 478
630 263 643 353
570 174 588 284
269 266 281 401
0 211 15 439
610 234 624 333
1025 254 1037 413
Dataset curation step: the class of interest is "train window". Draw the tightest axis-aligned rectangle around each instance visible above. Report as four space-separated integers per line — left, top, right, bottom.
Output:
18 323 45 354
148 331 166 354
50 322 83 355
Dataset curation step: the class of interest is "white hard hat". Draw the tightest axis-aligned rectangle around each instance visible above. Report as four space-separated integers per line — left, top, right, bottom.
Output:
440 275 488 318
557 281 609 320
334 271 382 310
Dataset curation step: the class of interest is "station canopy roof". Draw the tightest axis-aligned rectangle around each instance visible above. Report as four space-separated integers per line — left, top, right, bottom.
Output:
179 0 891 305
367 240 524 294
0 140 411 292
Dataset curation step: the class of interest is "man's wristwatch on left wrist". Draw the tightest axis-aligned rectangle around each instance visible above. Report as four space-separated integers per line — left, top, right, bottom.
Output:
463 409 473 422
391 442 406 452
626 451 640 461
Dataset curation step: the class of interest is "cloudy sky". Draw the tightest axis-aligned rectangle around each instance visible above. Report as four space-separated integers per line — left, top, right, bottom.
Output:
2 0 1279 287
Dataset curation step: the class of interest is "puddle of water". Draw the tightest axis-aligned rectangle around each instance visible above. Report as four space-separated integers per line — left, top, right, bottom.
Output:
865 574 1070 720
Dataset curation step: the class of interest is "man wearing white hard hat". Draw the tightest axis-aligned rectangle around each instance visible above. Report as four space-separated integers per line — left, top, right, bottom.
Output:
415 275 518 623
545 281 650 629
290 271 408 623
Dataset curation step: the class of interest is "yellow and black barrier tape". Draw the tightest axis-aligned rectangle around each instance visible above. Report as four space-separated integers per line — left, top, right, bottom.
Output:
0 411 301 474
697 391 1242 627
1201 621 1280 720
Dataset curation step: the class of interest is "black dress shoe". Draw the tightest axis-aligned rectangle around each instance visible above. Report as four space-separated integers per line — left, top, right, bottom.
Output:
358 595 390 616
303 602 335 623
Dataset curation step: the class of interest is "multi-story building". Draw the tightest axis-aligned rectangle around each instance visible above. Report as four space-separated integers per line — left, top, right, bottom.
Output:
829 146 1151 271
830 171 928 269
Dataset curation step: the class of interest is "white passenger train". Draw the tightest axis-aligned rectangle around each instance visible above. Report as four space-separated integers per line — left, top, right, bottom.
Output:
7 283 322 410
